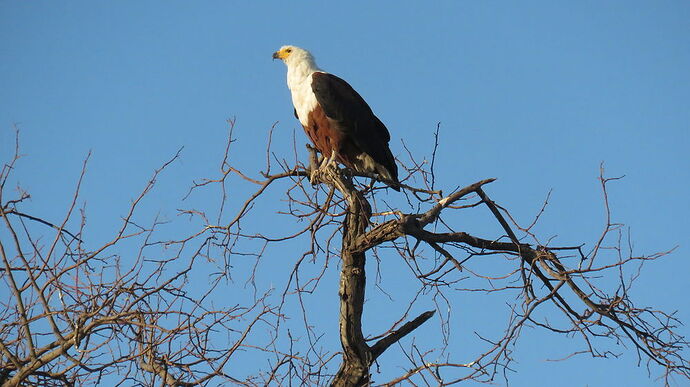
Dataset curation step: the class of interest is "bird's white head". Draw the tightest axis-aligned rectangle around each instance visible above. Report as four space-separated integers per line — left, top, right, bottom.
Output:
272 45 318 69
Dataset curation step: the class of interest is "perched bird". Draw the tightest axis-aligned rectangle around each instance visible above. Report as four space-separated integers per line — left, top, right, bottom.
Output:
273 45 400 191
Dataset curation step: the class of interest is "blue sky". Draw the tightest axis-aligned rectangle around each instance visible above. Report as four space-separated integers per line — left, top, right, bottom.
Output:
1 1 689 386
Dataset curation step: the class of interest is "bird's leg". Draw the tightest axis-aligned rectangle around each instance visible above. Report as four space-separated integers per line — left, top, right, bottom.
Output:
324 150 338 170
317 154 328 169
316 150 335 169
310 150 338 185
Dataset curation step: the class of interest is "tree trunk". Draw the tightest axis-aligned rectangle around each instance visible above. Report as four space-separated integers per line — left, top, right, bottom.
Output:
332 191 371 386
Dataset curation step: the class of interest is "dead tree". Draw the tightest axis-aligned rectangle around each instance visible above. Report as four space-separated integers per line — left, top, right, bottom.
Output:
191 121 688 385
2 121 689 386
300 152 689 385
0 131 275 386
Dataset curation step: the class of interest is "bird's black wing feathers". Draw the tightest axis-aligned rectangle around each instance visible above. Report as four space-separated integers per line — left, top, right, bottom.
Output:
311 72 390 141
311 72 397 181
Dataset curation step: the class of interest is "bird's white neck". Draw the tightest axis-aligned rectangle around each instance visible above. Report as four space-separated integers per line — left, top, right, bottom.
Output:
286 58 321 90
284 56 322 127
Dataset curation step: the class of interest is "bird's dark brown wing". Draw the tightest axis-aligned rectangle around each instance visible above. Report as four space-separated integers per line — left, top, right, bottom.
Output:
310 71 399 187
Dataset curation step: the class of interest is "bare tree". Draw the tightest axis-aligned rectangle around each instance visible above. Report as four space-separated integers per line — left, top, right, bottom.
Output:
0 129 275 386
1 121 688 386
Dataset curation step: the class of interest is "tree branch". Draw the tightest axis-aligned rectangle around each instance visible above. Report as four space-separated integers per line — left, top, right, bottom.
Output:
370 310 436 360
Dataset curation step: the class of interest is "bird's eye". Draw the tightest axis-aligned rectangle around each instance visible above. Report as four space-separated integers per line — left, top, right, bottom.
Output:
286 48 292 53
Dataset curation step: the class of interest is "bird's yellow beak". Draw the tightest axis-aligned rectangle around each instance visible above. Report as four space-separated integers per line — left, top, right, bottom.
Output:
272 49 288 60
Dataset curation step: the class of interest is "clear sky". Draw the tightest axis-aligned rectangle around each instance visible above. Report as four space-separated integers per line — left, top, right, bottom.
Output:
1 1 689 386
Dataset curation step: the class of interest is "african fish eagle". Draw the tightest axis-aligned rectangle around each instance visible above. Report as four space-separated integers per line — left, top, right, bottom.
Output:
273 45 400 191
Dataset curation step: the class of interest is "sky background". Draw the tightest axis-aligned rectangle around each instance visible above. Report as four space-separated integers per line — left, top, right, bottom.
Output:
1 1 689 386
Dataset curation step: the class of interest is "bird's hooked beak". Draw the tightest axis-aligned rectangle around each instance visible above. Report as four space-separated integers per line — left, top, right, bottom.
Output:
273 48 290 61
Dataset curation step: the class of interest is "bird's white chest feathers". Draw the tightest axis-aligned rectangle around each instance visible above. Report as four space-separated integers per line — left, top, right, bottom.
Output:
287 68 320 127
